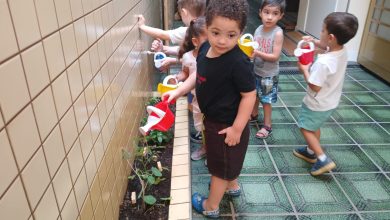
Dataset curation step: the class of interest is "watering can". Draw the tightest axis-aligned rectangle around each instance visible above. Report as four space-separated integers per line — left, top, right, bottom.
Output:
238 34 259 57
157 75 181 94
294 40 315 65
154 52 167 68
139 100 174 136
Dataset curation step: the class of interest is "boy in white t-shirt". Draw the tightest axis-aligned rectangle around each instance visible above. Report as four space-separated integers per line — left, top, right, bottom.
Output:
293 12 358 176
137 0 206 69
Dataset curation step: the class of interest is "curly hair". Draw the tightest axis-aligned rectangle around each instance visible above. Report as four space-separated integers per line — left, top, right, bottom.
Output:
324 12 358 45
205 0 249 32
178 17 207 59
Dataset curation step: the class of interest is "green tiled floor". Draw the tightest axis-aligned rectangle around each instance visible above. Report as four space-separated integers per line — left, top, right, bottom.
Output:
189 65 390 218
166 1 390 218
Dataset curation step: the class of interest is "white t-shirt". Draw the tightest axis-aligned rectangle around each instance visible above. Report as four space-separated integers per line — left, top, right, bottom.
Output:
168 26 188 44
303 47 348 111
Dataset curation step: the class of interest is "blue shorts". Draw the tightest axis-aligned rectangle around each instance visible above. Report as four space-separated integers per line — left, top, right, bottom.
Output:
255 75 278 104
298 104 335 131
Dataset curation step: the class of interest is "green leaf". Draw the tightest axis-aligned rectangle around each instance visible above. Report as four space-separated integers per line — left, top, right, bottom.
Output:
128 175 135 180
160 197 171 201
157 136 163 143
151 167 162 177
143 195 157 205
147 175 155 184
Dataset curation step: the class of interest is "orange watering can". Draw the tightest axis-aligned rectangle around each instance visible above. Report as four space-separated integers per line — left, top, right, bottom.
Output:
139 100 174 136
238 34 259 57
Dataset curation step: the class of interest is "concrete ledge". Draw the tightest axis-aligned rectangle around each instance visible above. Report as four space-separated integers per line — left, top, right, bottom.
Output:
169 97 191 220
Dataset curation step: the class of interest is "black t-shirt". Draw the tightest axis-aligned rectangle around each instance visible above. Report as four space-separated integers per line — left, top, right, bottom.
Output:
196 41 256 125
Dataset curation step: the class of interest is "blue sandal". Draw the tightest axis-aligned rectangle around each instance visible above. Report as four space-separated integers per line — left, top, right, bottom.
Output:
191 193 220 218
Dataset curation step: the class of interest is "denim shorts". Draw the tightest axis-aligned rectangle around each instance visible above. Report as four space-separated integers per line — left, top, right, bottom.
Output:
298 103 335 131
204 118 249 180
255 75 278 104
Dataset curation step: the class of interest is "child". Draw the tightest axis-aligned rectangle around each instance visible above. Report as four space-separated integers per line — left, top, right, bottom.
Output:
138 0 206 66
250 0 285 139
293 12 358 176
176 17 209 160
163 0 256 217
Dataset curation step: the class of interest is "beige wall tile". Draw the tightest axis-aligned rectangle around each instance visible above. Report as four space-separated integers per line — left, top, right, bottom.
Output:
43 32 66 80
52 160 73 209
67 140 84 182
33 86 58 140
94 72 104 102
89 44 100 76
80 124 93 160
54 0 72 28
82 0 94 14
171 176 190 190
34 186 60 220
85 83 97 116
43 125 65 177
60 190 79 220
93 199 105 220
0 129 18 195
74 18 89 55
74 171 89 209
85 13 97 46
69 0 84 20
0 178 30 220
170 189 190 204
7 105 40 168
85 152 97 187
52 72 72 118
80 196 93 220
97 41 107 67
94 134 105 166
171 164 189 177
74 93 89 131
22 148 50 208
8 0 40 49
79 52 93 86
60 109 79 153
89 177 102 211
34 0 58 37
94 10 104 39
66 60 84 102
90 110 101 143
0 56 30 122
0 1 18 62
169 203 190 220
60 24 78 66
21 42 50 99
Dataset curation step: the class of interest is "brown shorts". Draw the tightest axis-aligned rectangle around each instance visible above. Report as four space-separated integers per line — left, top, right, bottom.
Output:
204 118 249 180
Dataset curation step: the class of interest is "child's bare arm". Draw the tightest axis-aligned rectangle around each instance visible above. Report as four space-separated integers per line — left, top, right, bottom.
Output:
162 72 196 103
297 62 321 92
252 31 283 62
138 15 171 41
218 90 256 146
302 36 327 51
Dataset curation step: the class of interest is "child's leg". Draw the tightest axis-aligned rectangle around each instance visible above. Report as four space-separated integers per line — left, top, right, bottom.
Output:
227 178 239 190
251 97 260 117
301 128 324 156
190 97 207 160
263 103 272 127
204 175 228 211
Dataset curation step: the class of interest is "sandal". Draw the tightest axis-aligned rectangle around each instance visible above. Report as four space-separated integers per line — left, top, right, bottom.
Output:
255 125 272 139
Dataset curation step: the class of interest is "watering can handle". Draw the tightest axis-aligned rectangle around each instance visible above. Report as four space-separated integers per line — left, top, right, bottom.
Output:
154 52 167 60
297 40 315 51
162 75 178 85
240 33 254 44
146 106 166 117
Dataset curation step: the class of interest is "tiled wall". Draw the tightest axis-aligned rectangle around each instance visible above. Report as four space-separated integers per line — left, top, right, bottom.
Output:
0 0 162 219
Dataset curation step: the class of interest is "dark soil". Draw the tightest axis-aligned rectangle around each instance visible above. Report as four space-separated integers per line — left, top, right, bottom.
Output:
119 143 173 220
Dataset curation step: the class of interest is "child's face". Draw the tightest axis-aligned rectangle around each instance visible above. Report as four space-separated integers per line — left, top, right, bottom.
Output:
319 23 331 47
207 16 241 56
259 5 284 29
179 8 192 26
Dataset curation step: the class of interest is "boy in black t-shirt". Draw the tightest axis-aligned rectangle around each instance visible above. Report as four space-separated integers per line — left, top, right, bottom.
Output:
163 0 256 217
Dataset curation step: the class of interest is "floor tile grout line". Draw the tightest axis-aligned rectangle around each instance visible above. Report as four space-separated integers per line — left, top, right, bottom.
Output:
331 117 390 181
328 172 365 220
348 74 390 105
262 141 300 219
193 171 390 177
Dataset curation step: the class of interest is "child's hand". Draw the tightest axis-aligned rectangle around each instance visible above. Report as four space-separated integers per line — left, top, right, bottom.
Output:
218 126 241 147
297 61 311 73
162 89 179 103
137 15 146 26
158 57 177 72
302 35 314 43
151 39 163 52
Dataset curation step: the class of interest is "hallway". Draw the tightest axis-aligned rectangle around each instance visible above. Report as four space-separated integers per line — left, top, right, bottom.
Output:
187 1 390 219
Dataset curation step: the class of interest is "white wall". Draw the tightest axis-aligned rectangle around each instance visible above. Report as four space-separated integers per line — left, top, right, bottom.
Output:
296 0 370 61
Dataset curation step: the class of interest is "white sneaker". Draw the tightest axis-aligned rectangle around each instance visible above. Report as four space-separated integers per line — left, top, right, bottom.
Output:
190 147 207 161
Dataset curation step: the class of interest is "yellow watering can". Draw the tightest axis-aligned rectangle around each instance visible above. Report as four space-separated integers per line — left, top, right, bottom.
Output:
238 33 259 57
157 75 181 94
